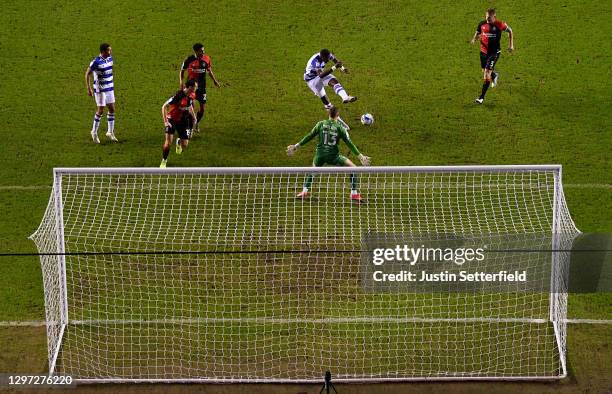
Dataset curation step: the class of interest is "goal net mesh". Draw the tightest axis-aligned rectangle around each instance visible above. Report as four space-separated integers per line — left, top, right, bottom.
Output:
30 167 578 382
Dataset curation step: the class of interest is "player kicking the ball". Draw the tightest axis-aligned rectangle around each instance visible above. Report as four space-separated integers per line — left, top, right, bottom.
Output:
160 80 198 168
470 8 514 104
287 106 371 203
304 49 356 129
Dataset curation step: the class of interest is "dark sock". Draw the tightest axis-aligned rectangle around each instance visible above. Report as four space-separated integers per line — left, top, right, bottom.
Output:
304 174 314 190
197 112 204 123
320 95 331 107
480 80 491 99
492 72 498 81
349 174 358 191
163 146 170 160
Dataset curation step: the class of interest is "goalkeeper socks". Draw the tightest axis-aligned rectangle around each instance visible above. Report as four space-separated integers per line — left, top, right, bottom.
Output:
304 174 314 190
92 113 101 133
107 113 115 134
480 79 491 99
350 174 358 191
333 83 349 101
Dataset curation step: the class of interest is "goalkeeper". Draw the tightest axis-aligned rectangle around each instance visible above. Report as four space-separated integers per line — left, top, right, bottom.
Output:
287 106 371 202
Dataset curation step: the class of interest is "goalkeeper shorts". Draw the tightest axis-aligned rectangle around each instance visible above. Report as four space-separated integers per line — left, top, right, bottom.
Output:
313 152 349 166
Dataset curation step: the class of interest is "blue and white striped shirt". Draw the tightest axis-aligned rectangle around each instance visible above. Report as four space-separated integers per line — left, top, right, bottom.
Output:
89 55 114 93
304 52 336 81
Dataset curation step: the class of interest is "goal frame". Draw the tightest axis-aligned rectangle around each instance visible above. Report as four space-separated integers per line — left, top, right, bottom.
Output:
40 165 575 383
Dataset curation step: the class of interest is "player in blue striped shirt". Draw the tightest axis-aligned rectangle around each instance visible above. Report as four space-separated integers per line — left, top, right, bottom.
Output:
304 49 356 130
85 43 117 143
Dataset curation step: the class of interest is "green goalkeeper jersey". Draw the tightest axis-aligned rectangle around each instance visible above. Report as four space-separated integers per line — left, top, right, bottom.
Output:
298 119 361 157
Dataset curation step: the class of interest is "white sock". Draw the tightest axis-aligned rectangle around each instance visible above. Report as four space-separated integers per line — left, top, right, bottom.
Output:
302 187 309 193
107 113 115 134
351 190 358 195
333 83 349 100
92 113 101 134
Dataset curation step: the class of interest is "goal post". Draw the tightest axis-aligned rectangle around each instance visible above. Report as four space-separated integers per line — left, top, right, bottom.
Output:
30 166 579 383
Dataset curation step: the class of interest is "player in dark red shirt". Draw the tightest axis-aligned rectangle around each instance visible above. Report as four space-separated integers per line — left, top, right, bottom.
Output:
160 80 198 168
470 8 514 104
179 43 221 132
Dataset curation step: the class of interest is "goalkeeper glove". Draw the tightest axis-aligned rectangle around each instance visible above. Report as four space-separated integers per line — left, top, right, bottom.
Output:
286 144 299 156
358 154 371 166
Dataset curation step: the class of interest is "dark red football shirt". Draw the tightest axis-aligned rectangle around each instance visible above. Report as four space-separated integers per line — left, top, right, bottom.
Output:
477 20 508 54
165 90 196 122
181 55 212 88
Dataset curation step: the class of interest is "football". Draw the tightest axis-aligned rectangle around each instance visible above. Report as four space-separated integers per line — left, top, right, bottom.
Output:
360 113 374 125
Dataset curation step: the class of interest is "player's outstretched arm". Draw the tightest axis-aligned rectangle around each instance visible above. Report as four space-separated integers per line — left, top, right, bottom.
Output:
506 27 514 52
85 68 93 96
358 154 371 166
332 58 349 73
209 68 221 87
469 32 480 44
286 144 299 156
161 100 171 127
189 104 197 125
287 124 320 156
340 130 370 165
318 67 333 78
340 128 362 156
179 68 186 88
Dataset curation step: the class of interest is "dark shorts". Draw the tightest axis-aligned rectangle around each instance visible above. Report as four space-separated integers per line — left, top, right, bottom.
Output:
165 118 192 140
480 52 500 70
195 87 207 104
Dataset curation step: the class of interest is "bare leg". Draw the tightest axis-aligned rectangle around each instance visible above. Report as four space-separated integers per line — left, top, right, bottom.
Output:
162 134 173 160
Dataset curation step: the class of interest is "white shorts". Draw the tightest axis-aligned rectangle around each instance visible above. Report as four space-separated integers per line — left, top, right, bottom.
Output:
94 90 115 106
305 74 336 97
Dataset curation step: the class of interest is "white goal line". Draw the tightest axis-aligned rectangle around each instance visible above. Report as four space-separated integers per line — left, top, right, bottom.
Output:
1 318 611 327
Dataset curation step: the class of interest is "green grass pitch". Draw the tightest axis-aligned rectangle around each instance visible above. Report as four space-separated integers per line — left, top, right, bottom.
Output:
0 0 610 391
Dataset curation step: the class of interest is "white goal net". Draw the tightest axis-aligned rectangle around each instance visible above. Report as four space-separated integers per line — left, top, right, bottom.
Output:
30 166 578 383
